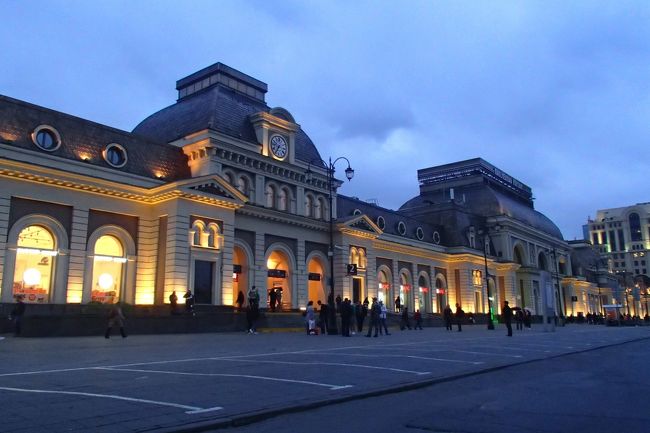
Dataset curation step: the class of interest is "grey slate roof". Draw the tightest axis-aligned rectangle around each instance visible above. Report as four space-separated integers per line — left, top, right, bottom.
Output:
0 95 190 181
132 84 323 164
400 183 564 240
338 195 444 245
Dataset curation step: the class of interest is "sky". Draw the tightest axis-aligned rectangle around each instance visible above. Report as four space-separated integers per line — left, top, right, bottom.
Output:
2 0 649 240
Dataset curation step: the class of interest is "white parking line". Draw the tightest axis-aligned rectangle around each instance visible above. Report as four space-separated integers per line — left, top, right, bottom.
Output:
471 344 551 353
0 386 222 414
360 346 523 359
97 367 353 390
307 352 483 365
216 358 432 375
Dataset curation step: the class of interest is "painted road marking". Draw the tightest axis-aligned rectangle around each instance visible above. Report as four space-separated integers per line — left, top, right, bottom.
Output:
360 346 523 359
307 352 484 365
0 386 222 414
97 367 353 391
216 358 432 376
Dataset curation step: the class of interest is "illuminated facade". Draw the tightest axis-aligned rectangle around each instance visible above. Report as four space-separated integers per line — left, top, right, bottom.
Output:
0 62 590 317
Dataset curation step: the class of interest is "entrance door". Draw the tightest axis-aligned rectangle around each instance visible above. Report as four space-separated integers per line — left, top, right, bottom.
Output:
194 260 214 304
352 278 362 303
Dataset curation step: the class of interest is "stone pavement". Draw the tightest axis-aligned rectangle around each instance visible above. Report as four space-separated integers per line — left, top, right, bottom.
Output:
0 324 648 432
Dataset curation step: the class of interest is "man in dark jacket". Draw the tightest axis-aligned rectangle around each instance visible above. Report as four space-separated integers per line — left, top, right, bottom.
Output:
340 298 352 337
317 300 328 335
365 298 380 337
455 303 465 332
443 304 453 331
502 300 513 336
10 295 26 337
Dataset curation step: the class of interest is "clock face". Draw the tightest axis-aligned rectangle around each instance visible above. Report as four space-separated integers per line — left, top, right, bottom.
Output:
270 135 288 159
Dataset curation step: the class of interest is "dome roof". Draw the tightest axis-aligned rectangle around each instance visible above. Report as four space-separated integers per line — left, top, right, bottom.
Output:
132 83 322 164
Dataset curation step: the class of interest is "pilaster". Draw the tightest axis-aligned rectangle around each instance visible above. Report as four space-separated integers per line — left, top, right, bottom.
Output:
0 193 10 298
135 217 158 305
164 213 190 300
220 221 235 305
67 207 89 303
296 238 306 308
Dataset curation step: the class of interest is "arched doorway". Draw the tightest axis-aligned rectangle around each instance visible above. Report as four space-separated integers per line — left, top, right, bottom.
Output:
417 274 429 313
232 243 252 306
434 275 447 313
266 247 294 310
307 254 327 305
399 270 412 312
377 267 392 309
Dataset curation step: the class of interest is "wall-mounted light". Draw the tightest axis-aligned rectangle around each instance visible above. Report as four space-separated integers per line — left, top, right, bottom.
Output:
78 153 91 162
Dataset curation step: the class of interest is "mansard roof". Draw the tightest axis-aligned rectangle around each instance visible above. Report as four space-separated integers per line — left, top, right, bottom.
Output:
0 95 190 181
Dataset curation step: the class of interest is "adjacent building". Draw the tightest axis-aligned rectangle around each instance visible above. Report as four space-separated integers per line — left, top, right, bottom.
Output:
0 61 595 320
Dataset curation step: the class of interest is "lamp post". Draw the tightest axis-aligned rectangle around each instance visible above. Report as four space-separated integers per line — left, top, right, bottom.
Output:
479 229 495 330
306 156 354 335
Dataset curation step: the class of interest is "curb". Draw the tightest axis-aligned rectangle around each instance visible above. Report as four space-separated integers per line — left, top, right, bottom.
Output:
159 334 650 432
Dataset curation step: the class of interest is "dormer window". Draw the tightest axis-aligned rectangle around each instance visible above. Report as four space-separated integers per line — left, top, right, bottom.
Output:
31 125 61 152
397 221 407 236
103 143 127 168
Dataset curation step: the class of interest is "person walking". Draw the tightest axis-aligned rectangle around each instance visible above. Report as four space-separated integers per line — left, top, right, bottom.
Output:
443 304 453 331
395 296 402 313
400 306 412 330
305 301 316 334
502 300 513 336
235 290 245 312
274 287 283 311
414 309 423 330
105 302 127 339
355 301 367 334
366 298 380 337
246 301 259 334
269 289 277 312
248 286 260 308
379 300 390 335
9 295 26 337
340 298 352 337
317 300 329 335
184 289 195 316
455 303 465 332
515 308 524 331
169 290 178 315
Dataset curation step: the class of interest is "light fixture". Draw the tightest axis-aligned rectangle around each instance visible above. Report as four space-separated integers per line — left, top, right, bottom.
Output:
23 268 41 286
98 273 114 290
345 166 354 181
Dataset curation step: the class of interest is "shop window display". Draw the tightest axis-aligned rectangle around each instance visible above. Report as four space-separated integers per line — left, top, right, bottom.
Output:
91 235 125 304
13 225 56 303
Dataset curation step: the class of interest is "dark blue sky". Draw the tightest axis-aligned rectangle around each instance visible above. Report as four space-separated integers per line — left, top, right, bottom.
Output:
2 1 649 240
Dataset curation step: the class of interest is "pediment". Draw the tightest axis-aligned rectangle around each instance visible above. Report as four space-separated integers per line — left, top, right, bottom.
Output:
339 214 383 237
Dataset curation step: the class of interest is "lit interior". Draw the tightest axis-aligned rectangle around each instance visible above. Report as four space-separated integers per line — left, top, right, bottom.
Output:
13 225 55 303
91 235 124 304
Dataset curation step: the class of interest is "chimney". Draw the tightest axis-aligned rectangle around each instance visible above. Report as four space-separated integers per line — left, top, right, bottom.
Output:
176 62 268 102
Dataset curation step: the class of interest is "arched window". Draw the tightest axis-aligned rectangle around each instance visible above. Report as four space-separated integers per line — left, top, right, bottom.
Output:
305 194 314 217
207 223 221 249
318 197 327 220
13 225 56 303
191 220 206 247
350 247 359 266
266 185 276 208
223 171 234 185
91 235 126 304
314 197 323 219
358 249 367 268
278 188 288 211
237 176 249 197
629 213 642 242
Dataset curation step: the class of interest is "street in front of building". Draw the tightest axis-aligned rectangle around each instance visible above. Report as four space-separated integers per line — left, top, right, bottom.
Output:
0 325 647 432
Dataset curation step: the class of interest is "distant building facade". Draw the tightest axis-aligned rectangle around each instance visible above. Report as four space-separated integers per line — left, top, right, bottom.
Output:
0 61 592 319
584 203 650 316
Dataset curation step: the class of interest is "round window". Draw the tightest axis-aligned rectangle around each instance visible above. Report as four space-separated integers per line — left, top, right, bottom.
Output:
353 209 362 216
103 143 128 168
397 221 407 236
31 125 61 151
416 227 424 240
433 231 441 244
376 216 386 230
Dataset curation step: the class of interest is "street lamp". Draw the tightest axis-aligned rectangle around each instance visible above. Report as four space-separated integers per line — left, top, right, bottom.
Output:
305 156 354 335
478 229 495 330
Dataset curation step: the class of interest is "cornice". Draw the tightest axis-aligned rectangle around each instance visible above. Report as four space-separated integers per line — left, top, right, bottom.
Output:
236 204 329 231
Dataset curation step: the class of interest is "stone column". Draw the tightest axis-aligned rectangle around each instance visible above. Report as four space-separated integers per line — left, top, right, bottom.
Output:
164 212 191 300
134 217 158 305
220 220 235 306
0 193 10 299
67 207 89 304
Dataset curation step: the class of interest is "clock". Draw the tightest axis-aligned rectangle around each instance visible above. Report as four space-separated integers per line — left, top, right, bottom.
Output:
269 135 288 159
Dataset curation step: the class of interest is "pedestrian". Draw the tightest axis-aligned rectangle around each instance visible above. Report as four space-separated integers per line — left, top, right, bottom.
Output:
366 297 380 337
455 303 465 332
248 286 260 308
414 309 423 330
395 296 402 313
524 310 532 329
443 304 453 331
236 290 244 312
400 306 412 330
246 301 259 334
356 300 367 333
502 300 513 336
169 290 178 315
269 288 277 312
274 287 282 311
317 300 329 335
515 308 524 330
349 301 357 335
335 294 342 313
105 302 127 339
184 289 195 316
340 298 352 337
9 295 26 337
305 301 316 334
379 300 390 335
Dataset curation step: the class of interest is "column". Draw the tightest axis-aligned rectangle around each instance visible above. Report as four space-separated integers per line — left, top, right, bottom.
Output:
135 217 158 305
67 207 89 304
254 231 266 297
296 239 306 308
164 212 190 300
0 193 9 299
220 220 235 305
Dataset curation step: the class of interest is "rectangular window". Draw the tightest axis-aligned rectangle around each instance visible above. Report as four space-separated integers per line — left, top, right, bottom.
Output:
601 231 607 246
618 230 625 251
609 231 617 251
592 233 599 245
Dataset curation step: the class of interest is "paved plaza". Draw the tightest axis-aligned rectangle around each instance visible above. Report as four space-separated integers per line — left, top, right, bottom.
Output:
0 325 648 432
